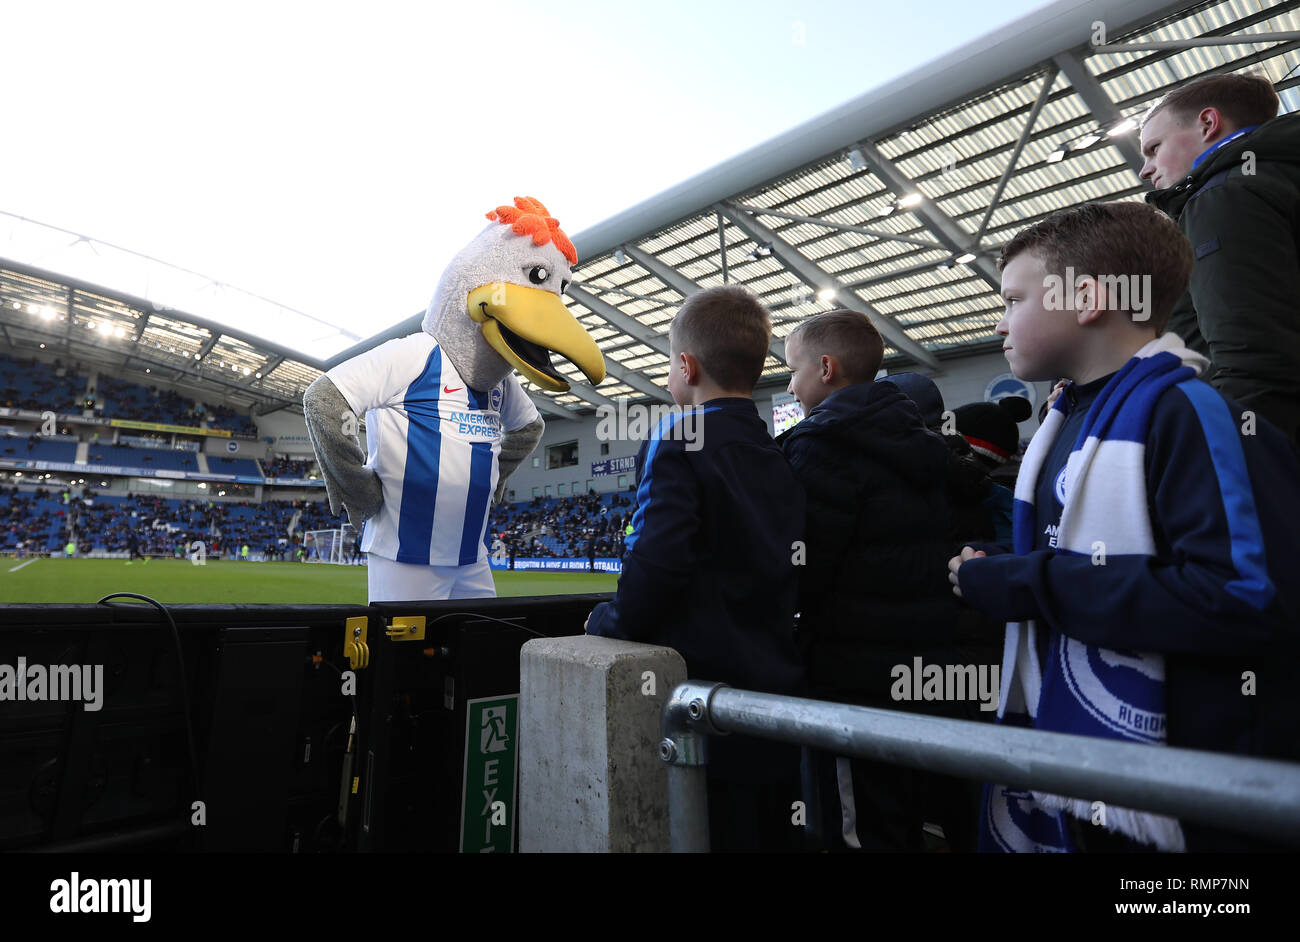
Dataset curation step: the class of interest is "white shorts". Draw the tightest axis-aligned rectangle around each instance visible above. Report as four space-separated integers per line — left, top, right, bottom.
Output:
366 554 497 603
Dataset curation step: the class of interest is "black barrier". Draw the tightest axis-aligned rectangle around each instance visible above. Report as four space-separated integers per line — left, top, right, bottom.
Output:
0 594 606 853
355 595 601 852
0 603 371 853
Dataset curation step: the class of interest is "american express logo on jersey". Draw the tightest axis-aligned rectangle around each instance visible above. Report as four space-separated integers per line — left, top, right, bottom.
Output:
444 408 502 441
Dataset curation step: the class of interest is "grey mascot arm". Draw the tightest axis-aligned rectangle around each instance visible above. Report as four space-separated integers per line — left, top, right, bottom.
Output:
302 375 384 530
494 415 544 504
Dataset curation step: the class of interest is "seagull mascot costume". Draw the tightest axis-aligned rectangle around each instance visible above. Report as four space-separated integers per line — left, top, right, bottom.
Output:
302 197 605 602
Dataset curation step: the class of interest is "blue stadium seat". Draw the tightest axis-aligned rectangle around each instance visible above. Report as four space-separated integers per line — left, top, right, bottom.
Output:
208 456 262 477
0 437 77 462
84 445 198 473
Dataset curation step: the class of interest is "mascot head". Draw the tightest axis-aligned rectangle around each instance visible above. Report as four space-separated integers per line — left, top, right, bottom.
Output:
422 196 606 393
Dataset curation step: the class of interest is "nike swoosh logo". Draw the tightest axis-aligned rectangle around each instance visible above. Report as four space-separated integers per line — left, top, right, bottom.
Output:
443 385 463 394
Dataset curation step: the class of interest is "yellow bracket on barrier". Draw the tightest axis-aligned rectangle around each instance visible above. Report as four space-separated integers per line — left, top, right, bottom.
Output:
386 615 426 641
344 616 370 670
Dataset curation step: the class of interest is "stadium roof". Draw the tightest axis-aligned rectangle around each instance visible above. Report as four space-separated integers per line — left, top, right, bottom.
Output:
3 0 1298 422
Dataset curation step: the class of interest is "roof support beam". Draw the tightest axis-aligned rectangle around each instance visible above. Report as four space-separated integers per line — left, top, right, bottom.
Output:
842 254 957 291
132 310 150 343
566 285 670 357
570 285 676 306
974 65 1059 243
718 202 940 370
729 203 945 251
567 382 615 408
853 141 1003 292
1093 32 1300 53
602 357 674 404
259 355 286 386
620 242 787 364
619 243 701 300
529 395 582 422
717 212 729 284
197 331 221 361
1052 51 1145 177
526 379 616 418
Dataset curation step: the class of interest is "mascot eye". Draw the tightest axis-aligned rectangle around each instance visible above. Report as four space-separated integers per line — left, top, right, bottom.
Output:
528 266 549 284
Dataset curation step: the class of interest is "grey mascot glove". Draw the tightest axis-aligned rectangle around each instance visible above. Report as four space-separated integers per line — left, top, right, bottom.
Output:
494 415 544 505
302 375 384 530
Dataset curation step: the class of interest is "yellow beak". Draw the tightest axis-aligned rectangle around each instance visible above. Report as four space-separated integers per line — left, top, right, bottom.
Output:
467 282 606 393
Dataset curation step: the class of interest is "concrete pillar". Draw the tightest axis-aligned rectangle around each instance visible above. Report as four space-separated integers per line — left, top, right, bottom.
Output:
519 636 686 852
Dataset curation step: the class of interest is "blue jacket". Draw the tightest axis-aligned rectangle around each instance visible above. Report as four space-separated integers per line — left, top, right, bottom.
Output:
587 398 805 698
958 374 1300 848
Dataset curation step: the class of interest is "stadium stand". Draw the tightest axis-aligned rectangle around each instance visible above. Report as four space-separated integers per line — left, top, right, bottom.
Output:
205 402 258 436
0 435 77 463
208 455 262 477
264 455 318 478
0 486 71 553
54 493 347 558
488 491 634 559
0 352 86 413
91 373 257 435
83 443 199 473
92 374 174 422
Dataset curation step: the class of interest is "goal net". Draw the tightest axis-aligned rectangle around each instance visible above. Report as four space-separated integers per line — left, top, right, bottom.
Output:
302 524 357 564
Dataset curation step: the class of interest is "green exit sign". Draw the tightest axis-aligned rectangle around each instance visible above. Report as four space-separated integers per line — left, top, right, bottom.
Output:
459 694 519 853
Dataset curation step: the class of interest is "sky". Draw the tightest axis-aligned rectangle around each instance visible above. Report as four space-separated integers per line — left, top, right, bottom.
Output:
1 0 1051 359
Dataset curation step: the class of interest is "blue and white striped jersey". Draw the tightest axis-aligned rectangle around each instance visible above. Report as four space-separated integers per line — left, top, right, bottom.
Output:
326 332 539 566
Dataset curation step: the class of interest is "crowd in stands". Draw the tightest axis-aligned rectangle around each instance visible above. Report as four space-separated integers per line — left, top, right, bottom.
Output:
0 359 261 437
487 491 634 559
1 481 636 562
94 374 257 435
0 488 348 559
263 455 318 478
0 485 68 554
205 402 259 437
0 354 86 413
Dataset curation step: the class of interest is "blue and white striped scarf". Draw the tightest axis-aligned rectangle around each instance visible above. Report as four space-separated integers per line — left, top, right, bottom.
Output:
979 334 1209 853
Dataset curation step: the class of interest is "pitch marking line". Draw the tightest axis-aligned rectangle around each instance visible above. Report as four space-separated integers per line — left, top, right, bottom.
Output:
8 559 37 573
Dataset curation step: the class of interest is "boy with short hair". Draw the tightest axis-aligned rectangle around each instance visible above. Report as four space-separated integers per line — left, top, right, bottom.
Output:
779 311 992 852
950 201 1300 852
586 284 805 851
1140 72 1299 443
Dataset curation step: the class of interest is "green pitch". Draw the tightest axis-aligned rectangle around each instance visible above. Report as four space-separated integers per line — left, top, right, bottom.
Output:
0 557 619 604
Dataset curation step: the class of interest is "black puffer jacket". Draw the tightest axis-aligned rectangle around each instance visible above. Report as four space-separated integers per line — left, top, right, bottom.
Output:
778 381 997 703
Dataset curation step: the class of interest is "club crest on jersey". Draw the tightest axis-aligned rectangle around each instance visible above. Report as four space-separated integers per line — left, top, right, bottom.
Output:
490 385 504 412
1054 467 1067 506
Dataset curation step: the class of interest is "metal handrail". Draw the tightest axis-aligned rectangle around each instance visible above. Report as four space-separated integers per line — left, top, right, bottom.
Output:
659 681 1300 853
